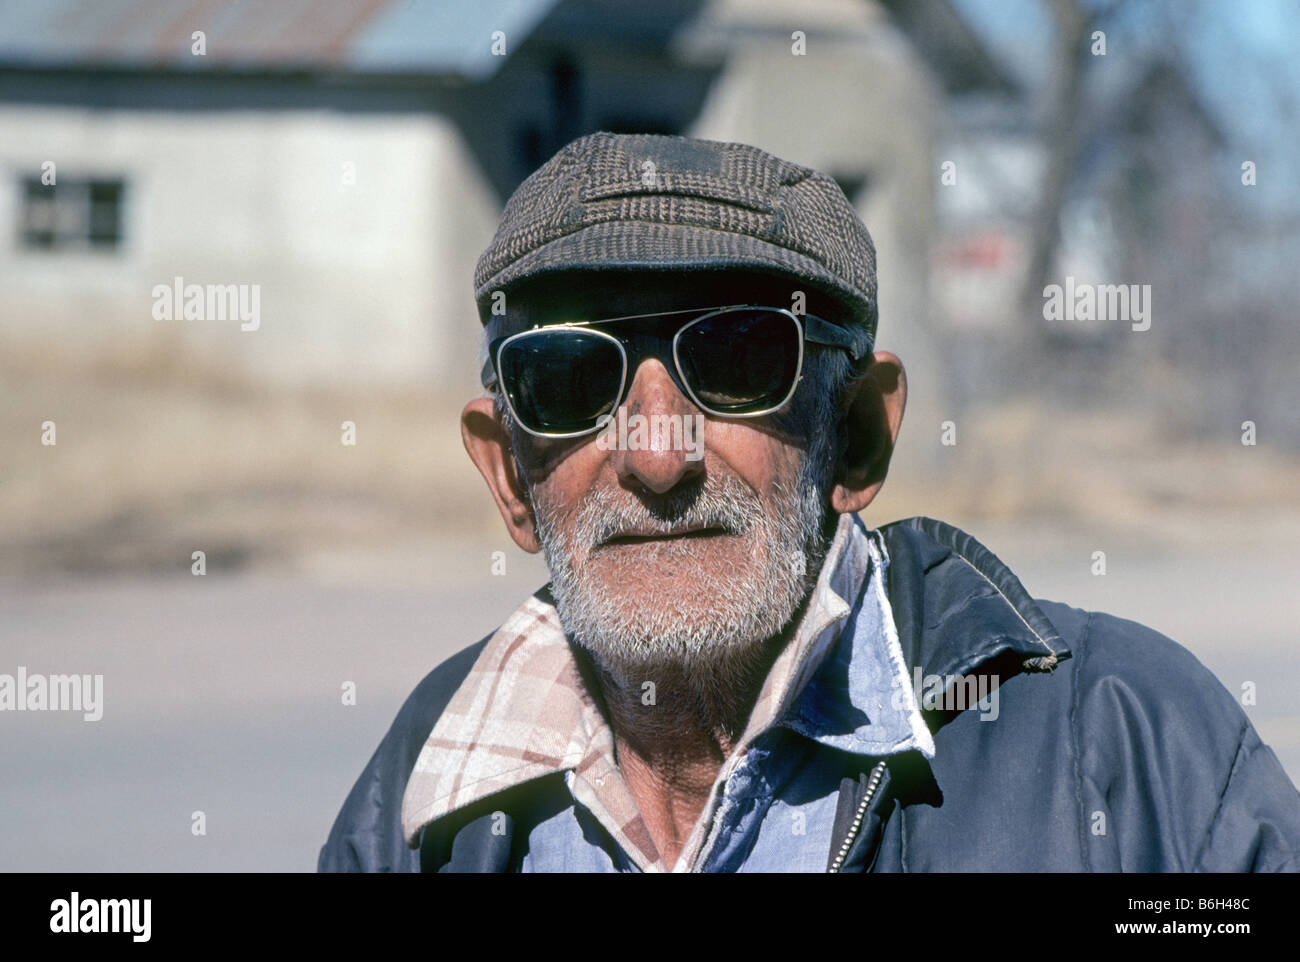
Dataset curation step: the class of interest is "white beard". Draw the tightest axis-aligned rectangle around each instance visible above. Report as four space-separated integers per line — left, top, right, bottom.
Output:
532 462 833 686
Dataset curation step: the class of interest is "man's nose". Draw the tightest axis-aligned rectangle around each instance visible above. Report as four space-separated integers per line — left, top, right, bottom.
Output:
608 357 705 494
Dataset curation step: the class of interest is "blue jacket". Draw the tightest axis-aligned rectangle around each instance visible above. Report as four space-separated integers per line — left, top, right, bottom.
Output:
318 517 1300 872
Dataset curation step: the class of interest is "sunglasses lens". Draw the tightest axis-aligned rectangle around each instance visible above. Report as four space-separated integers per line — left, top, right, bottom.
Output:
498 330 624 435
676 309 801 412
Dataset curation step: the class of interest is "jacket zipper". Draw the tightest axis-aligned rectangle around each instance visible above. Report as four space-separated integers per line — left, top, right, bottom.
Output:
827 759 888 873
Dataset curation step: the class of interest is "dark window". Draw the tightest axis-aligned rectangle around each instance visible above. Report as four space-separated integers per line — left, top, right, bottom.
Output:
598 117 677 136
830 172 869 204
20 176 125 250
550 57 582 146
517 124 545 181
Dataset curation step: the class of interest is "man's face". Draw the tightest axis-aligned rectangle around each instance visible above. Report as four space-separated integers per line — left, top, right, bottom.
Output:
498 272 846 682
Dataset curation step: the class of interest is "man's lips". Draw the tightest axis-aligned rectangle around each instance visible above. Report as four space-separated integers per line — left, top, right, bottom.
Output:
597 525 731 547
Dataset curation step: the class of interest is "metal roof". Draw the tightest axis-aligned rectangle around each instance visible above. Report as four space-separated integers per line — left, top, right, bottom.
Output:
0 0 557 79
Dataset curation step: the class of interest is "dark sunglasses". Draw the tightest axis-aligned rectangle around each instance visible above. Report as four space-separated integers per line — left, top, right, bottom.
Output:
481 305 869 439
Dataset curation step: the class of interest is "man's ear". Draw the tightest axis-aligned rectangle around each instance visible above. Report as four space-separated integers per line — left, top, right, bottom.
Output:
830 351 906 515
462 397 542 553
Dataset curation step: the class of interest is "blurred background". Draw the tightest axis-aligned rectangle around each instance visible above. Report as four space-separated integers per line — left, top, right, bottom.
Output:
2 0 1298 870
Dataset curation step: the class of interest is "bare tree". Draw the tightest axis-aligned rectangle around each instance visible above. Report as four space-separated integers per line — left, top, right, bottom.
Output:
1016 0 1133 357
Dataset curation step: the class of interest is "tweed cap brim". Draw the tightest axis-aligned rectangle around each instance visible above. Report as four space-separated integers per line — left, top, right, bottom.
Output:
474 219 876 330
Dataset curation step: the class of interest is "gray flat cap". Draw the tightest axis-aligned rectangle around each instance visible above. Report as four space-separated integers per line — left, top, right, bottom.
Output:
474 132 878 339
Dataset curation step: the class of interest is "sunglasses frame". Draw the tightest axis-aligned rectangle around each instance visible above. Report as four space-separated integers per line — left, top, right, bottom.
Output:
483 304 868 440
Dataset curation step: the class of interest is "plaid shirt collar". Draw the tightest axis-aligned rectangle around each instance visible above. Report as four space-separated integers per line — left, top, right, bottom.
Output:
401 512 931 872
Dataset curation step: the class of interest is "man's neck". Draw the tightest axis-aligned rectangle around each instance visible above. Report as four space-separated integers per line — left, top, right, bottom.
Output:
581 616 803 868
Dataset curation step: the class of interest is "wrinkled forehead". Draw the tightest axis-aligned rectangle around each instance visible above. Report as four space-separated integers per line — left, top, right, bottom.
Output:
491 268 856 330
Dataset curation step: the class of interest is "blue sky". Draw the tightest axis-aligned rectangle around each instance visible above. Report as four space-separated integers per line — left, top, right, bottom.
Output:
952 0 1300 208
952 0 1299 136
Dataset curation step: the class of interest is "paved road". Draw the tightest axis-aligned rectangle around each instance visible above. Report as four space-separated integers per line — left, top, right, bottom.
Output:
2 530 1296 871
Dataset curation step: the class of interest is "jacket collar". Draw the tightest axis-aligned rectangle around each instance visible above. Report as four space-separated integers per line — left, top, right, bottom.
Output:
878 516 1071 682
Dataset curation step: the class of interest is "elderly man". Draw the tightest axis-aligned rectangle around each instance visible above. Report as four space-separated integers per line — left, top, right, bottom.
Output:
320 132 1300 872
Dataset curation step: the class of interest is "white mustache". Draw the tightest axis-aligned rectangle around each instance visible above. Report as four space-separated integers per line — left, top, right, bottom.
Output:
576 478 765 551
